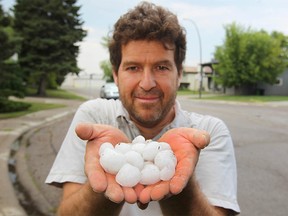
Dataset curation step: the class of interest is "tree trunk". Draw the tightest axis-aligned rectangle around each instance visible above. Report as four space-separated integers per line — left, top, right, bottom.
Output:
234 84 257 95
37 73 47 96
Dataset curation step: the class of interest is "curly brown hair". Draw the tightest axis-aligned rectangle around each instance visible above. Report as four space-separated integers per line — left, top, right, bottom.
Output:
108 1 186 74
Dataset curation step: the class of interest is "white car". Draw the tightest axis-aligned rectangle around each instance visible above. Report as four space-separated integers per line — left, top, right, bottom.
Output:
100 83 119 99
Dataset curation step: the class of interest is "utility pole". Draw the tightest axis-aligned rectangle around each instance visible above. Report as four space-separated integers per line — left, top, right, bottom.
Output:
184 18 203 98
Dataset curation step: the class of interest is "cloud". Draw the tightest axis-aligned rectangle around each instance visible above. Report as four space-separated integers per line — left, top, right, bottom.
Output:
77 26 109 74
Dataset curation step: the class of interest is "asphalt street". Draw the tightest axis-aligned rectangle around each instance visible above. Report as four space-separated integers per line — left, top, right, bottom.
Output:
13 87 288 216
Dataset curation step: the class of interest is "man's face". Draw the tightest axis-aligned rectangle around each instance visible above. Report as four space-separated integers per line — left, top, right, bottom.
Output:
113 40 181 128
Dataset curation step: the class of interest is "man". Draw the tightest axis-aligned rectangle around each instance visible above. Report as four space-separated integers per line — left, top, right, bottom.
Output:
46 2 240 215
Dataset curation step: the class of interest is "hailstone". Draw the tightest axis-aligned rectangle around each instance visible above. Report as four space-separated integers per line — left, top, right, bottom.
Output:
115 142 131 154
160 166 175 181
142 141 162 161
116 164 141 187
99 142 114 156
99 135 177 187
132 135 146 144
154 150 177 169
140 163 160 185
125 151 144 170
99 148 126 174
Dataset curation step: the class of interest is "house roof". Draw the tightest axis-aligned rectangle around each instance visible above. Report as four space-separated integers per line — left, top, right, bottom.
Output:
183 66 212 74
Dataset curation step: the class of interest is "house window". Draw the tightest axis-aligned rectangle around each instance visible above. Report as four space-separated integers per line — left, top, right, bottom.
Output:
274 77 283 86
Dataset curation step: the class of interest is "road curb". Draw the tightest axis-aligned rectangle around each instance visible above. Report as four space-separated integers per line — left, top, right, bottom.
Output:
0 100 80 216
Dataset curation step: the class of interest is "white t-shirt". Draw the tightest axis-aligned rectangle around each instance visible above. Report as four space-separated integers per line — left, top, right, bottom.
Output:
46 99 240 214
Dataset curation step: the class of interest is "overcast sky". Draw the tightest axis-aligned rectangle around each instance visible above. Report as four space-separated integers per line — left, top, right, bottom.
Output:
2 0 288 75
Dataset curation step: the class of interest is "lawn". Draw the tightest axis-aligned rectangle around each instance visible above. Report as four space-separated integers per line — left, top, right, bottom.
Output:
27 88 85 100
0 88 84 119
199 95 288 102
177 89 288 102
0 102 65 119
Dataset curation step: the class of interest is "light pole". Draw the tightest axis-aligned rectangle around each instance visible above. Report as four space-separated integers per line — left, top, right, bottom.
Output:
183 18 203 98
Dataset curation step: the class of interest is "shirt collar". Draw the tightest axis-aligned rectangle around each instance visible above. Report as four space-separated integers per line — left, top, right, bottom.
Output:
115 100 194 139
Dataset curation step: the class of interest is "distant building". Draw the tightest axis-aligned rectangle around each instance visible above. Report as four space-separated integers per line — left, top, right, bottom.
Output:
62 72 105 88
257 69 288 96
180 64 216 92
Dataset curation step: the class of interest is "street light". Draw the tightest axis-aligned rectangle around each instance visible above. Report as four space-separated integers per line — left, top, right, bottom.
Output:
183 18 203 98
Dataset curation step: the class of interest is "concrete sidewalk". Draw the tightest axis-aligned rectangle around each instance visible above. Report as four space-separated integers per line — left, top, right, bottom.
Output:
0 97 83 216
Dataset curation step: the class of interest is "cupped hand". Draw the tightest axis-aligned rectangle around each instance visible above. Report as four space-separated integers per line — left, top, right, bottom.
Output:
138 127 210 204
76 123 142 204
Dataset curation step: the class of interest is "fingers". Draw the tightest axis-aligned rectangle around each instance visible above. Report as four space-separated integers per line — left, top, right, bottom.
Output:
139 185 153 204
75 122 96 140
104 173 125 203
75 123 130 144
122 187 137 204
191 129 210 149
85 141 107 192
150 181 170 200
169 149 198 195
159 127 210 150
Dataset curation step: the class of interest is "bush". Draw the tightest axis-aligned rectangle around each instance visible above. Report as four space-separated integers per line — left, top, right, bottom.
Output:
0 98 31 113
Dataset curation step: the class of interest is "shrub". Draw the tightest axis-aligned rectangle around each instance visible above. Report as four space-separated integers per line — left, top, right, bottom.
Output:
0 98 31 113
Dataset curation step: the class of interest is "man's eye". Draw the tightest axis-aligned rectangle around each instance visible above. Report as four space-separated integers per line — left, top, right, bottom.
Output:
156 65 169 71
127 66 138 71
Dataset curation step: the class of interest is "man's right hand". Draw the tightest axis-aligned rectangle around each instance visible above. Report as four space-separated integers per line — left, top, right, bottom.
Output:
75 123 143 204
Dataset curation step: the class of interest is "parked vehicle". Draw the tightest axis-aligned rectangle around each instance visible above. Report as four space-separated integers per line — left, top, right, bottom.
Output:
100 83 119 99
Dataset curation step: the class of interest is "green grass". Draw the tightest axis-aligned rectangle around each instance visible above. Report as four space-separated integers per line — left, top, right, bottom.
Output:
195 95 288 103
27 88 85 100
0 102 66 119
177 89 288 102
177 89 199 95
0 88 84 119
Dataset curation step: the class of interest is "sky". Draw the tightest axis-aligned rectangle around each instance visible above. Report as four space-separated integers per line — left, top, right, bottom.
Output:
2 0 288 75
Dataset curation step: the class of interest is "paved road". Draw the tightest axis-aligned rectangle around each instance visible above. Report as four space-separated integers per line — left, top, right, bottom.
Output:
179 97 288 216
15 88 288 216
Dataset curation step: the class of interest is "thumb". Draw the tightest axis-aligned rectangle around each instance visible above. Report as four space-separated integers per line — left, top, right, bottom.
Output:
75 123 115 140
159 128 210 149
75 123 130 144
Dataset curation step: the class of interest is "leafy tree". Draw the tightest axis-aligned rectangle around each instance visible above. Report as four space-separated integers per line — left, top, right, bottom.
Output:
0 3 24 99
214 23 287 95
100 59 113 82
13 0 86 96
100 36 113 82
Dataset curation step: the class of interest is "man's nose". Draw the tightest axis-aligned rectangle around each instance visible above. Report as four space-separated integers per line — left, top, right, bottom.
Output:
139 69 156 91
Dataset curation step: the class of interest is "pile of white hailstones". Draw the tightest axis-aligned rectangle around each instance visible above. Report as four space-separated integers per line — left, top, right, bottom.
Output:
99 135 177 187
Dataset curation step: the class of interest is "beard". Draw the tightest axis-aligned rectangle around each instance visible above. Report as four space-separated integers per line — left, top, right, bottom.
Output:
121 88 177 127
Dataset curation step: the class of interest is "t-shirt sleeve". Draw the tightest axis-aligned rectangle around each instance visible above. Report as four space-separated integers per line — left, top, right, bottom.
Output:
194 115 240 214
45 100 103 186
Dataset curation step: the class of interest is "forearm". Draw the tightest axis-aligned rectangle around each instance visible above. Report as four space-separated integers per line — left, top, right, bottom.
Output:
57 182 124 216
159 175 226 216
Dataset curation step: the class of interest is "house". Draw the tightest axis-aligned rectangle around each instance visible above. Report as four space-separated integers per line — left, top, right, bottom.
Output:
180 63 217 92
257 69 288 96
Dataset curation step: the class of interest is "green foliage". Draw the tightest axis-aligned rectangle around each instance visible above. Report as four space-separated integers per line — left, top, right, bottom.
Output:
100 36 114 81
214 23 288 94
0 4 25 99
0 97 31 113
0 101 65 119
100 60 113 82
13 0 86 96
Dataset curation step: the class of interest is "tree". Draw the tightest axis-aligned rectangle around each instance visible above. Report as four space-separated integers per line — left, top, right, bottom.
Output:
13 0 86 96
0 3 24 99
214 23 287 95
100 36 113 82
100 60 113 82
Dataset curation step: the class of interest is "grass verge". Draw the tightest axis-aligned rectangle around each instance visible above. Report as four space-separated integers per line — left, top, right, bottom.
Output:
27 88 86 100
200 95 288 102
0 102 66 119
